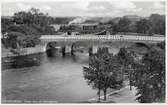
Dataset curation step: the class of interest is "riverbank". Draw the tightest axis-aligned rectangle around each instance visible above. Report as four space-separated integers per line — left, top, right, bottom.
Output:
1 45 44 58
88 86 138 103
88 81 138 103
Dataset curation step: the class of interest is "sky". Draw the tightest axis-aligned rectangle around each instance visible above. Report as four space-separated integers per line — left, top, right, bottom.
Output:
1 0 166 17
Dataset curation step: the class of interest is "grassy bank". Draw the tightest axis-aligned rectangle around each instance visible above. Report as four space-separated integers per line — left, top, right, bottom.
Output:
1 44 44 58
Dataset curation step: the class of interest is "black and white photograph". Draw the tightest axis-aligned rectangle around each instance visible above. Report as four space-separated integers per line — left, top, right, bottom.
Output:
1 0 166 103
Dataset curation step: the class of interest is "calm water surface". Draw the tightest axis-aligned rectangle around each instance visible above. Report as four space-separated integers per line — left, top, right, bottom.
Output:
2 47 119 103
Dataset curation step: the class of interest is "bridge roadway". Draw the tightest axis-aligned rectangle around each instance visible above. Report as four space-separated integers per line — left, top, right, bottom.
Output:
40 35 165 56
40 35 165 42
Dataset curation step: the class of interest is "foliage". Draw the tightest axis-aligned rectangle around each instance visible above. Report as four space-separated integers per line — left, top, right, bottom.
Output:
157 41 165 50
3 31 40 49
117 17 131 33
117 48 134 70
136 19 153 35
7 24 42 35
2 8 56 48
4 32 24 49
149 14 165 35
117 47 136 91
99 20 114 25
83 47 122 101
1 17 14 33
13 8 51 25
110 14 165 35
51 17 75 24
132 46 165 103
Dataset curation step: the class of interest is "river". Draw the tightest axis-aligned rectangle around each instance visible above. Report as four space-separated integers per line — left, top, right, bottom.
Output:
2 46 120 103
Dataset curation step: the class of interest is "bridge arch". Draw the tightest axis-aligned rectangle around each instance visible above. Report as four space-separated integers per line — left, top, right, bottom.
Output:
135 42 150 49
46 42 58 50
45 41 59 57
44 41 78 57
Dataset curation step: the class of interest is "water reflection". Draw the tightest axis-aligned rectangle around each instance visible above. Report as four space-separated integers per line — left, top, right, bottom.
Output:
2 47 119 103
2 54 40 69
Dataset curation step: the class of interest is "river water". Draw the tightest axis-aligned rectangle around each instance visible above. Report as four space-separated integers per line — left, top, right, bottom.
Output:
2 46 120 103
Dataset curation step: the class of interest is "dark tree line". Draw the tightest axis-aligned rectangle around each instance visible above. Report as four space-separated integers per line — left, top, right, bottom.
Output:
1 8 76 49
149 14 165 35
1 8 57 49
131 43 165 103
104 14 165 35
1 9 165 49
83 47 123 101
84 42 165 102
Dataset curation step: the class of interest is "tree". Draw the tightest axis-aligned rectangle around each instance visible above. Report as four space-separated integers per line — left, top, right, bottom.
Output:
83 47 122 101
99 20 114 25
157 41 165 49
1 17 14 33
136 19 153 35
112 23 118 34
117 47 135 90
117 17 131 33
129 22 137 33
117 48 131 79
132 45 165 103
149 14 165 35
6 32 25 49
2 8 56 49
13 8 52 26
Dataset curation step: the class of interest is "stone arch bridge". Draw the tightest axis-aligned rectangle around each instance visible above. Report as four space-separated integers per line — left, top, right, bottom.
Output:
39 35 165 56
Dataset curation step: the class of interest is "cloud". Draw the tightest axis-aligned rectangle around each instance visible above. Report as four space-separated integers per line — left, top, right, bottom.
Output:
4 0 164 17
111 1 136 9
72 1 89 10
16 3 51 12
109 0 142 12
152 1 165 9
17 3 32 11
39 5 51 10
90 6 106 11
130 8 143 12
80 0 143 17
15 1 142 17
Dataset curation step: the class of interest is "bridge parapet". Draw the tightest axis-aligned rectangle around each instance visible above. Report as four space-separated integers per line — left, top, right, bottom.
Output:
40 35 165 42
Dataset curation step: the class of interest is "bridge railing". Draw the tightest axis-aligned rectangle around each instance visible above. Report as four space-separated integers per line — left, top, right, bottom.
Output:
40 35 165 42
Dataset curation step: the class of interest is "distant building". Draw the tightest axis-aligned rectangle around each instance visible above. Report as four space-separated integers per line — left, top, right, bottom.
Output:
50 24 61 31
59 22 112 35
124 15 142 22
81 23 98 30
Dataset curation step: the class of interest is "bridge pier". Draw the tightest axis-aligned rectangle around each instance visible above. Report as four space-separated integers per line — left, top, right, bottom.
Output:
71 44 74 56
62 46 66 57
89 46 93 56
93 46 98 54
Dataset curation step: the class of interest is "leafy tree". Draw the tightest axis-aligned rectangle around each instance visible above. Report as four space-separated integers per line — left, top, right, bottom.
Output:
7 25 42 35
117 48 132 79
1 17 14 33
157 41 165 50
117 47 136 90
6 32 25 49
117 17 131 33
99 20 114 25
4 31 40 49
149 14 165 35
129 22 137 33
13 8 52 26
2 8 56 49
83 47 122 101
136 19 153 35
52 17 75 24
112 23 118 34
132 46 165 103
